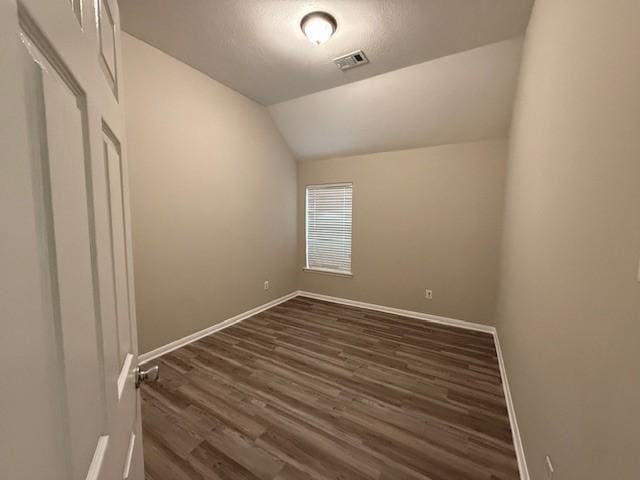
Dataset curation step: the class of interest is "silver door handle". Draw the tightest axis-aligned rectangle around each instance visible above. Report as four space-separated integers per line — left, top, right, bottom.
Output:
135 365 159 388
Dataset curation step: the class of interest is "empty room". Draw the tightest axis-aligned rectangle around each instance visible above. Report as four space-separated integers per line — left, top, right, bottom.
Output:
2 1 639 479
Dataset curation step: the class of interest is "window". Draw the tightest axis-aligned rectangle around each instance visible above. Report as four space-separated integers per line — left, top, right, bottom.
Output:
305 183 353 275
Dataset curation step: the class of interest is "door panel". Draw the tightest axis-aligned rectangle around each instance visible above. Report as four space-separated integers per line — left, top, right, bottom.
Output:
69 0 82 24
104 129 132 366
98 0 118 96
2 0 144 478
21 26 107 480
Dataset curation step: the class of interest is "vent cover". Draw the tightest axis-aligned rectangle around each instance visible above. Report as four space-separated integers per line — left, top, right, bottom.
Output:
333 50 369 71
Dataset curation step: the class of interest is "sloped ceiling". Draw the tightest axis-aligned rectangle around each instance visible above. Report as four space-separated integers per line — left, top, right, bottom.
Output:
120 0 533 105
268 38 523 160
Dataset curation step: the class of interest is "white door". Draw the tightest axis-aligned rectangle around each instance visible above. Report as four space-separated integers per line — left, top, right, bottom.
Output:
0 0 144 479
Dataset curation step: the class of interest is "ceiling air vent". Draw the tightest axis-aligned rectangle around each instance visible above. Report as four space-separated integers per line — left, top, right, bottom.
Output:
333 50 369 71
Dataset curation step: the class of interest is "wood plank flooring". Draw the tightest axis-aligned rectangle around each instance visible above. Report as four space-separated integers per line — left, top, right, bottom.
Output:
141 296 519 480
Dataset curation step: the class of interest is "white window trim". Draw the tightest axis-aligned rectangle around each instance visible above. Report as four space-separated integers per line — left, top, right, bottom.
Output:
305 182 353 276
303 267 354 278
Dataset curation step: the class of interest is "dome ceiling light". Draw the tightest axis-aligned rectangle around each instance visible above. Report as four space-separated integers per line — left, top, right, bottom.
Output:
300 11 337 45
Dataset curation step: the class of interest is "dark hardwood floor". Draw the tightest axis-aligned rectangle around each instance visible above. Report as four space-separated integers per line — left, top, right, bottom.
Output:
141 296 519 480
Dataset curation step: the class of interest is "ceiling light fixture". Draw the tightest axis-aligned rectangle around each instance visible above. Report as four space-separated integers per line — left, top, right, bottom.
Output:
300 11 337 45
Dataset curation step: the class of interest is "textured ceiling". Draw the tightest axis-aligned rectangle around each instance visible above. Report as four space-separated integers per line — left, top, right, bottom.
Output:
120 0 533 105
268 38 523 160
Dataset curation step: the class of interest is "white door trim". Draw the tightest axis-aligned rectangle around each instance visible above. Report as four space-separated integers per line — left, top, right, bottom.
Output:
116 353 134 400
85 435 109 480
122 432 135 479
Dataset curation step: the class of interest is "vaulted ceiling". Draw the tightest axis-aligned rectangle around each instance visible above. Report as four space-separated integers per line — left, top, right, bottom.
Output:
120 0 533 106
269 37 523 160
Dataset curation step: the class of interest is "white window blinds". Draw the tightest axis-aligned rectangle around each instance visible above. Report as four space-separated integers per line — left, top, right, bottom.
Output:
305 183 353 274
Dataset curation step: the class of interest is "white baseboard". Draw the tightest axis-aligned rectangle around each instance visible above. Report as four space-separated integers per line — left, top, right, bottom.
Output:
493 331 529 480
296 290 496 334
138 291 298 364
137 288 529 479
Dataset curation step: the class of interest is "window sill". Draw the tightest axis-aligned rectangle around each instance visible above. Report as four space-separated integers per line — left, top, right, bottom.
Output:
303 268 353 278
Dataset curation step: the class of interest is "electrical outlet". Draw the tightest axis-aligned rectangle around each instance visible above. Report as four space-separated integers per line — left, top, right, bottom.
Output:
263 280 269 291
545 455 554 479
425 289 433 300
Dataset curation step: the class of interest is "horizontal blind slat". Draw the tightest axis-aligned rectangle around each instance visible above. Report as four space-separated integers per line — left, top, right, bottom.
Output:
306 183 353 274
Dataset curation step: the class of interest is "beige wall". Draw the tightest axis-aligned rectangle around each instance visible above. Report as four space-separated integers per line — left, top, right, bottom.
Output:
123 30 509 354
122 33 298 354
297 140 508 325
496 1 640 479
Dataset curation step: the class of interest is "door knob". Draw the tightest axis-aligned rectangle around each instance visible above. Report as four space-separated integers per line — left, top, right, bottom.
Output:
135 364 159 388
